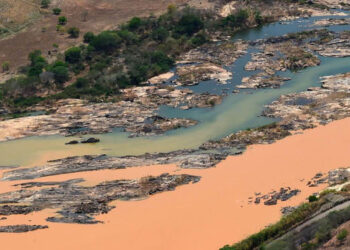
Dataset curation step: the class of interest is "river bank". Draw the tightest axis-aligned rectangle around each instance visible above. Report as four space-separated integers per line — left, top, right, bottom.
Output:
0 117 349 249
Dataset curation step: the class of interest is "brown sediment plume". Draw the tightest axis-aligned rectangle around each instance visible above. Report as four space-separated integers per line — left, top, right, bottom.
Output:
0 118 350 249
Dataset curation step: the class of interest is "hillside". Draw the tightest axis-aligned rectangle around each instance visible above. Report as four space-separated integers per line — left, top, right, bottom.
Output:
0 0 210 72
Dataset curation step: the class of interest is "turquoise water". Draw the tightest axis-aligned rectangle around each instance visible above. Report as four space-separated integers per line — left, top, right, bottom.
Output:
2 14 350 166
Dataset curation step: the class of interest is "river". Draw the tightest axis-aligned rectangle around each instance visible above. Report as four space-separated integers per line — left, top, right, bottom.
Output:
1 12 350 167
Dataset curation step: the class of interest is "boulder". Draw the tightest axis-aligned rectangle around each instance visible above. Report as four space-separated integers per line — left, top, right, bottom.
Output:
81 138 100 144
65 140 79 145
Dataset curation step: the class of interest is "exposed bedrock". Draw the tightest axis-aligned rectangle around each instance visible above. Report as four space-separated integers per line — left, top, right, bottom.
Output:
2 151 226 181
0 174 200 224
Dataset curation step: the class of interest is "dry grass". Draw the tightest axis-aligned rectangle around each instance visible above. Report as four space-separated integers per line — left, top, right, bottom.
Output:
0 0 41 34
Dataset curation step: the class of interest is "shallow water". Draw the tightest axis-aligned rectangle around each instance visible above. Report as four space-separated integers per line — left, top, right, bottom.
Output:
2 13 350 167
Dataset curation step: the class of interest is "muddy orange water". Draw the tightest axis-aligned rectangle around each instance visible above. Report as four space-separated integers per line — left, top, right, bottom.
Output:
1 118 350 250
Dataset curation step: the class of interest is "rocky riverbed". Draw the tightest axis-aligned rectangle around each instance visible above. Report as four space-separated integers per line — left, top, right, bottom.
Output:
308 30 350 57
174 40 247 86
1 151 226 181
251 187 301 206
264 72 350 130
314 18 350 27
0 225 48 233
0 84 225 141
202 69 350 150
0 173 200 225
238 31 323 89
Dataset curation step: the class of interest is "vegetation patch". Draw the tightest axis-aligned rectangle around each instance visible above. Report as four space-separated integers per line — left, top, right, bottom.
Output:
0 5 265 112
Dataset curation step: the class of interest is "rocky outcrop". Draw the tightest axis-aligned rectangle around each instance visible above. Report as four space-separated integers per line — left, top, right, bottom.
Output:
306 168 350 188
81 137 100 144
264 72 350 130
178 40 248 66
0 173 200 224
200 123 291 151
202 68 350 152
238 74 291 89
251 187 300 206
1 151 226 181
309 31 350 57
0 84 224 141
238 38 319 89
0 225 48 233
175 40 248 86
176 63 232 85
314 18 350 27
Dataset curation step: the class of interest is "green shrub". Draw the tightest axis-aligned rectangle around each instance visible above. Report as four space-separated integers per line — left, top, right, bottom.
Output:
67 27 80 38
27 50 47 76
47 61 69 84
150 50 174 72
128 17 142 30
90 31 121 52
190 32 207 46
0 27 9 36
175 13 203 36
41 0 50 8
152 27 169 42
52 8 61 15
58 16 67 25
14 96 43 107
221 202 319 250
2 61 10 72
236 9 249 25
301 242 317 250
117 30 138 44
308 195 318 202
52 65 69 84
75 78 88 88
65 47 81 64
255 11 263 25
83 32 95 43
221 14 237 28
337 229 348 241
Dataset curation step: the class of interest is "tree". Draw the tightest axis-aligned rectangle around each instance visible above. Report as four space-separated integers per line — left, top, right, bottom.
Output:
90 31 121 52
236 9 249 25
255 11 263 26
191 32 207 46
47 61 69 84
41 0 50 8
83 32 95 43
117 30 138 44
337 229 348 242
64 47 81 64
2 61 10 72
52 65 69 84
58 16 67 25
67 27 80 38
52 8 61 15
152 27 169 42
27 50 47 76
175 13 203 36
29 50 42 64
128 17 142 30
222 14 237 28
75 77 88 88
150 50 174 72
308 195 318 202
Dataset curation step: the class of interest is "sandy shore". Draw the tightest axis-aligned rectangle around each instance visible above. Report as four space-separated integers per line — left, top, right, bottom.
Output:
1 118 350 250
